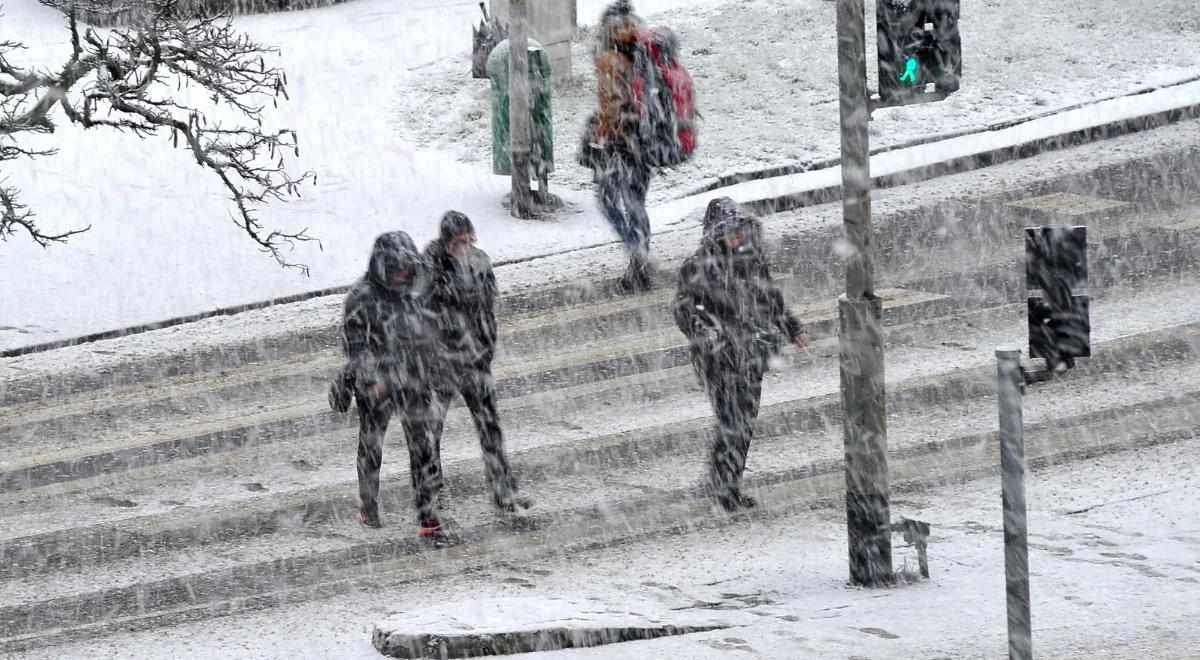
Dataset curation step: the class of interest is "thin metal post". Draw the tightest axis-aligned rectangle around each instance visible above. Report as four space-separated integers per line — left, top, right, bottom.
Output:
836 0 891 587
996 348 1032 660
508 0 533 218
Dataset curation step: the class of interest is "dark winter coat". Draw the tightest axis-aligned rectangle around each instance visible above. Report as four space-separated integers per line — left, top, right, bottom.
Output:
673 198 805 375
423 235 499 371
342 231 448 398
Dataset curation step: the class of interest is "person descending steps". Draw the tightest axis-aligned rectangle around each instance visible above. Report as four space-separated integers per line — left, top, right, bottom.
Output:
339 231 450 538
424 211 532 516
581 1 698 294
673 198 811 512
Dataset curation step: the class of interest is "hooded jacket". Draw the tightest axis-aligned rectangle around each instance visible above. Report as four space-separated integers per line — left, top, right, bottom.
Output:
342 231 447 395
673 198 806 374
423 212 499 370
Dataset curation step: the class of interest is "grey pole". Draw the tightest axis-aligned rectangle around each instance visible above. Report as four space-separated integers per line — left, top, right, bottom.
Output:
836 0 892 586
996 348 1032 660
508 0 533 218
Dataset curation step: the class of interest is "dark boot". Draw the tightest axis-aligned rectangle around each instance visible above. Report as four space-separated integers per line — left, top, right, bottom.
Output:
734 492 758 509
618 255 654 293
495 492 533 513
711 491 756 513
359 501 382 528
417 514 442 536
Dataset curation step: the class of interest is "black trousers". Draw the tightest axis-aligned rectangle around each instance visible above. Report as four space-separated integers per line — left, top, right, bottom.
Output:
431 364 517 505
702 363 765 504
356 388 439 521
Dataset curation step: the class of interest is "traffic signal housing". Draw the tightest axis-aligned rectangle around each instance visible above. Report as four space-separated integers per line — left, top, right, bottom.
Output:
1026 225 1091 373
876 0 961 107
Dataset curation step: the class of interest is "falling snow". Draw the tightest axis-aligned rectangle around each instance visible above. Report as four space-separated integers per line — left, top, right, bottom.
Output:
2 0 1199 658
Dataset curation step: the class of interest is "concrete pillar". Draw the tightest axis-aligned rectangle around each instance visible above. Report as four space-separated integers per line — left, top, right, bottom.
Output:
491 0 576 81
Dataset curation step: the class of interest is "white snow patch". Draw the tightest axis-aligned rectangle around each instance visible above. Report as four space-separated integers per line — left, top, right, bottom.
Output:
373 595 750 637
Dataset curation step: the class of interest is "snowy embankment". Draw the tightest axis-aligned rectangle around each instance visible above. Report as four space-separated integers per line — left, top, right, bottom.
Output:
3 0 1200 351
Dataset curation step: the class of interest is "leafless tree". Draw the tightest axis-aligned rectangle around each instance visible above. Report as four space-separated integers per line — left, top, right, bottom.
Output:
0 0 317 272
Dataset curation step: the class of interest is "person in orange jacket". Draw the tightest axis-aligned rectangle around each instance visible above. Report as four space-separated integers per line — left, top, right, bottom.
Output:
590 1 655 292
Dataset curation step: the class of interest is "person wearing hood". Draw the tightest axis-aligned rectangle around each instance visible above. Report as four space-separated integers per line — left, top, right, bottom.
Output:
672 197 811 512
341 231 448 534
590 0 655 292
423 211 529 513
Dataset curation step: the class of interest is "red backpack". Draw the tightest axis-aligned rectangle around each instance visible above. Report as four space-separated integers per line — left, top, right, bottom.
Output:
630 27 696 167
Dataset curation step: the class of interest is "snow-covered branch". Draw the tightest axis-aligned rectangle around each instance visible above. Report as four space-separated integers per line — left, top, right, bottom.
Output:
0 0 316 272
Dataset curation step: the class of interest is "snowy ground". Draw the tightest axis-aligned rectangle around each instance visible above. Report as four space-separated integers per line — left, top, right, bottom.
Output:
3 0 1200 350
18 433 1197 659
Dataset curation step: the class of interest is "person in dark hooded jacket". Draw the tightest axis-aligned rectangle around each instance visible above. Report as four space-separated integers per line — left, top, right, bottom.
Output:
673 197 810 511
423 211 529 513
342 231 448 534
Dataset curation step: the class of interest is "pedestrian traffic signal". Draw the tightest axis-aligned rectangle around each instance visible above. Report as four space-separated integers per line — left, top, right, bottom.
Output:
876 0 961 106
1025 225 1090 373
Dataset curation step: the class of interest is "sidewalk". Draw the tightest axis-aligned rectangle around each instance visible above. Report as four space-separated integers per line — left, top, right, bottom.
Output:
20 423 1197 659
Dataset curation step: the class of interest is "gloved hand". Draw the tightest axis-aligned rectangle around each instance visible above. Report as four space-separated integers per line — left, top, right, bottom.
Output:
328 369 354 413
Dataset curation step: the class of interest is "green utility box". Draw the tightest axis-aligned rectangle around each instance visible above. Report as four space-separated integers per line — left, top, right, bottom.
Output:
486 38 554 177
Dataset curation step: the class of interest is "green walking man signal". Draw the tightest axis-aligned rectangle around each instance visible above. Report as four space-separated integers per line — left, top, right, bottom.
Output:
876 0 962 108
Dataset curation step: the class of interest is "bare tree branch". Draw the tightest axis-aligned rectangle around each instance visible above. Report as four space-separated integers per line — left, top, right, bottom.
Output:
1 0 318 272
0 180 91 246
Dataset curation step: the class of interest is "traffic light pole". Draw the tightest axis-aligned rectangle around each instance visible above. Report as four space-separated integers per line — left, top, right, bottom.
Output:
836 0 893 587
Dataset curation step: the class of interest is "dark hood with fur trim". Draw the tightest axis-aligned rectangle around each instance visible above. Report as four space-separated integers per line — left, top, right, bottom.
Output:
673 198 805 373
342 231 448 393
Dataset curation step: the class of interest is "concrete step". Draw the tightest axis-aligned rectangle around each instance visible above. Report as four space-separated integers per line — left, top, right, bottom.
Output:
4 132 1197 408
5 209 1197 491
5 213 1196 496
0 293 1108 544
8 180 1195 434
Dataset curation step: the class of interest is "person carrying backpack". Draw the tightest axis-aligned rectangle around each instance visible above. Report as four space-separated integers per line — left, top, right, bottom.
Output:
589 1 654 293
585 1 697 293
